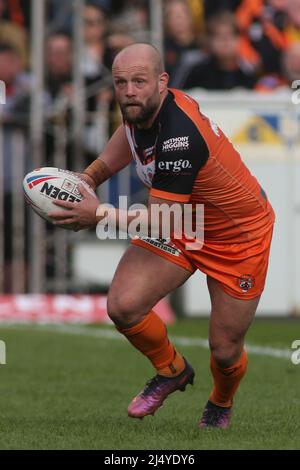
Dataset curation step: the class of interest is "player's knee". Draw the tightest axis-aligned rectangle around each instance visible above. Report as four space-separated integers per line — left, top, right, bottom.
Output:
209 341 242 368
107 291 143 327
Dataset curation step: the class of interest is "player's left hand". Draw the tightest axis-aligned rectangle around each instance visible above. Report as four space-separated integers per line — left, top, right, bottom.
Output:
49 183 100 231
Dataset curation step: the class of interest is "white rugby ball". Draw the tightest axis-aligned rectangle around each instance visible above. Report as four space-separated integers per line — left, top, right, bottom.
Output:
23 167 96 229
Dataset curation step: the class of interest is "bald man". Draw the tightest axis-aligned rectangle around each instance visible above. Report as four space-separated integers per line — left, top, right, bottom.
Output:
50 43 275 429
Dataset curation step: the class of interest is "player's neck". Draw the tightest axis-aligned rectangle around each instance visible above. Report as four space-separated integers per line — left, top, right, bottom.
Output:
136 90 169 130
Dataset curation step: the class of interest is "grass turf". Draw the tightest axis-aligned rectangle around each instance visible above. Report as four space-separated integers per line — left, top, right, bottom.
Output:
0 318 299 449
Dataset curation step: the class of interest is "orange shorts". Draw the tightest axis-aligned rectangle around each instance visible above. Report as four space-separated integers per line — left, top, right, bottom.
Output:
131 227 273 300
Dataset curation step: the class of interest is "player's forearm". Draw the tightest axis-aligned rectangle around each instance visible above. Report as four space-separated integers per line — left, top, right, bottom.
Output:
83 125 132 188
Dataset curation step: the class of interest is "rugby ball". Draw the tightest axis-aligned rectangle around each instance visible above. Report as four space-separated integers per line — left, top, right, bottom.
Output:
23 167 97 229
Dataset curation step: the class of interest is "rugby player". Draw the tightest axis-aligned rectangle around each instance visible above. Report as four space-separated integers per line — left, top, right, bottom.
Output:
50 43 275 429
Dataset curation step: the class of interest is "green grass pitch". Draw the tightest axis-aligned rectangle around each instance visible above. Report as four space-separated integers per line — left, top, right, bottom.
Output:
0 318 299 450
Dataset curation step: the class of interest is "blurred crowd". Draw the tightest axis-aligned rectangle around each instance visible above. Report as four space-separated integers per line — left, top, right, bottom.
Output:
0 0 299 128
0 0 299 150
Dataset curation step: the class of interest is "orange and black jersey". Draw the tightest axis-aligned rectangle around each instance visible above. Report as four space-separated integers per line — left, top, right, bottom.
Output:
125 90 209 200
124 88 275 243
125 90 209 199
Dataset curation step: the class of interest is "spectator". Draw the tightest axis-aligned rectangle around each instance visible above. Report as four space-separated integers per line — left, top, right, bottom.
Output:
0 0 28 67
81 0 113 134
104 24 135 68
284 0 300 43
44 32 73 168
181 11 258 90
282 42 300 83
255 42 300 92
236 0 288 74
113 0 149 42
164 0 200 81
45 31 72 101
208 1 299 76
0 42 30 118
0 0 30 29
44 30 112 162
187 0 205 34
204 0 242 18
0 41 30 291
82 1 109 79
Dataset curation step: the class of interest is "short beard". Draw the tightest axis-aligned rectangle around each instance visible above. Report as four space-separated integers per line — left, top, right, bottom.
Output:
121 101 159 125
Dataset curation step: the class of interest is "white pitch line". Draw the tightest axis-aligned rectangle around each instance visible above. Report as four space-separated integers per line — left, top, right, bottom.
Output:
0 323 292 360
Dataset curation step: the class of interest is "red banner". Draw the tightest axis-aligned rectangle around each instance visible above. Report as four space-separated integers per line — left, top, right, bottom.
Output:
0 295 175 324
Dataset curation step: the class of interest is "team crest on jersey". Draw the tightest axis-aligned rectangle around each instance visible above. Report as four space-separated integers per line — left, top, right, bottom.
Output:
238 275 255 292
146 167 153 180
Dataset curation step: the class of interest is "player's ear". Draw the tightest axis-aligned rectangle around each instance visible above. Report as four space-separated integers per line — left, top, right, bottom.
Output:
158 72 169 93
